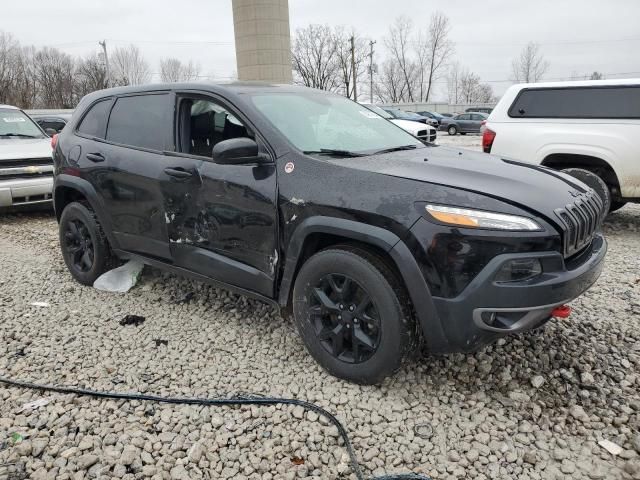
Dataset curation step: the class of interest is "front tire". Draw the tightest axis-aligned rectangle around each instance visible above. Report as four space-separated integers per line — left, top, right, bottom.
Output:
609 201 627 212
59 201 117 285
447 125 458 135
562 168 611 213
292 246 415 384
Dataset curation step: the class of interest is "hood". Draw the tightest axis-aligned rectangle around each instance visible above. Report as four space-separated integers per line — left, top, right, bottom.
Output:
0 137 51 161
327 145 591 223
390 119 435 134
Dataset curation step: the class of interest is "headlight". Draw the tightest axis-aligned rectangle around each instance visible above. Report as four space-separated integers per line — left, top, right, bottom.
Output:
425 204 542 231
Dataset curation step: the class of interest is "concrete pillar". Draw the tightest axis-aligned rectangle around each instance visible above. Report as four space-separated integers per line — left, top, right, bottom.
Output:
232 0 293 84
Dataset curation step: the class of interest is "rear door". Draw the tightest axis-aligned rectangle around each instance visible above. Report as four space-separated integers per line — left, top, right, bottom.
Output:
84 92 176 259
470 114 485 132
456 114 470 132
163 92 278 297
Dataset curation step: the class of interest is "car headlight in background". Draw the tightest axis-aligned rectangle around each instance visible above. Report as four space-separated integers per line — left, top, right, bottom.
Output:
425 204 542 231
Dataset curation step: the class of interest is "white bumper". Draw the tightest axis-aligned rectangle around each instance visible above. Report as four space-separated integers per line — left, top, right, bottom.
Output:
0 177 53 208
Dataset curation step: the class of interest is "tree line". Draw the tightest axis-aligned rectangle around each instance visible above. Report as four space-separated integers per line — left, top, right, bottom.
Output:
0 32 201 109
292 13 552 105
1 16 554 109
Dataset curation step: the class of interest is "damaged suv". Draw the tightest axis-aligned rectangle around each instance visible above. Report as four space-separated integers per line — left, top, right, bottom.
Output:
52 83 607 384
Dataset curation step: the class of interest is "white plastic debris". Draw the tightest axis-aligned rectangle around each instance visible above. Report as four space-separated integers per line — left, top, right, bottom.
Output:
20 398 50 412
598 439 622 455
30 301 50 307
93 260 144 293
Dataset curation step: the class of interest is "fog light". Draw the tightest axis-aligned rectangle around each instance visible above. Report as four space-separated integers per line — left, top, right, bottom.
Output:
495 258 542 283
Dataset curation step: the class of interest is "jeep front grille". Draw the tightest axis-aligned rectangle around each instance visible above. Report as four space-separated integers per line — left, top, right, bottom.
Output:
555 189 605 258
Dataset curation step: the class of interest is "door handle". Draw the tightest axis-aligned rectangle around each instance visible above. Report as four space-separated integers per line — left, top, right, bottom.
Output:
164 167 193 179
86 153 105 162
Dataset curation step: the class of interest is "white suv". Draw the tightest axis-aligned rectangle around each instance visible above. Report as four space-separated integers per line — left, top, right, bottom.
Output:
483 79 640 212
0 105 53 209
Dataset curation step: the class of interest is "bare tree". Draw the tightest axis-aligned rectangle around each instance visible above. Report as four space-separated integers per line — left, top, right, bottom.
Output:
416 12 454 102
160 57 200 82
75 53 108 98
291 24 340 91
384 17 418 102
375 58 410 103
511 42 549 83
0 32 20 105
446 61 461 104
111 44 151 86
590 71 604 80
333 28 369 100
33 47 76 108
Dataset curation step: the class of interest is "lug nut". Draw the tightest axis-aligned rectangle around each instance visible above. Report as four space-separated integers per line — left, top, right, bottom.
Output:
349 305 355 312
337 315 342 320
339 303 344 310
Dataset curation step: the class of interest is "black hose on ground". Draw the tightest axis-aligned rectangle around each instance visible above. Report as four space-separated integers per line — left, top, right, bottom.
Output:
0 375 430 480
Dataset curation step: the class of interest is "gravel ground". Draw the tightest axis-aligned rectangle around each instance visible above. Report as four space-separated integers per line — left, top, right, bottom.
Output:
1 136 639 480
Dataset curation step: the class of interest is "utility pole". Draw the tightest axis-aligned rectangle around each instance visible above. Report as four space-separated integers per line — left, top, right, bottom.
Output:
99 40 110 88
350 35 357 102
368 40 376 103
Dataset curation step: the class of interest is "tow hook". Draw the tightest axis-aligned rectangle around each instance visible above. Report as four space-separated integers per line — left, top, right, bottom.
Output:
551 305 572 318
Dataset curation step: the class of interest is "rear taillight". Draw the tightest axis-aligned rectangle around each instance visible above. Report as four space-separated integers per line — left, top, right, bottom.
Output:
482 128 496 153
51 133 58 150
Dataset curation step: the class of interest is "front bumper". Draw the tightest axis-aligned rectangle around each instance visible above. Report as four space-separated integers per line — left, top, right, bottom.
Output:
429 233 607 352
0 177 53 208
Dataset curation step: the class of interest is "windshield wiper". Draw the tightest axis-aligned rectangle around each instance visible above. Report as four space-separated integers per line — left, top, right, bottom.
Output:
0 133 39 138
303 148 367 158
372 144 419 155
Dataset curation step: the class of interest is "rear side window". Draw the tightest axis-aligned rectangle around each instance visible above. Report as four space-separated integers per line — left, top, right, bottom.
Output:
77 99 112 138
509 86 640 119
106 94 168 151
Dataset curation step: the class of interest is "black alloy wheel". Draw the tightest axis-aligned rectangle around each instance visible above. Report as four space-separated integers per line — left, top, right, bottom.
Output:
310 273 381 364
63 219 95 272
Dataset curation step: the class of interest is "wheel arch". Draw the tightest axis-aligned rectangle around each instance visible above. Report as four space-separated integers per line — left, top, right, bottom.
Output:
541 152 622 198
54 175 119 248
278 217 448 351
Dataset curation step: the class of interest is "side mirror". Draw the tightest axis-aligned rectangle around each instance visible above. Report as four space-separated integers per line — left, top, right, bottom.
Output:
45 128 57 137
212 137 267 165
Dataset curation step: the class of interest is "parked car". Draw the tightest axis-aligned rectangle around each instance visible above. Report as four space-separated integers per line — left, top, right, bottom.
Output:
382 107 438 127
466 107 493 114
30 112 73 135
53 83 607 384
415 111 447 127
0 104 54 210
440 112 454 118
484 79 640 212
363 104 436 143
440 112 488 135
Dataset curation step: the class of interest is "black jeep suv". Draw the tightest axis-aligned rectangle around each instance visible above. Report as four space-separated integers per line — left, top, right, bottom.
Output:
52 83 607 384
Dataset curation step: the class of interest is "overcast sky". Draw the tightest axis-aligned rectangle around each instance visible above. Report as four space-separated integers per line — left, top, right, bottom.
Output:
4 0 640 100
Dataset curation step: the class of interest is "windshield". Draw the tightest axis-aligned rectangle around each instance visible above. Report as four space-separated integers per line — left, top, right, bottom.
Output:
249 92 423 154
0 110 45 138
362 104 393 119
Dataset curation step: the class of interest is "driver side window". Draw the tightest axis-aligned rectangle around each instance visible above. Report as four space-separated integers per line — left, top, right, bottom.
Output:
177 97 250 158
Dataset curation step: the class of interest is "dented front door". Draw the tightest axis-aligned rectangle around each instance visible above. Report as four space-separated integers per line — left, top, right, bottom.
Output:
162 158 278 298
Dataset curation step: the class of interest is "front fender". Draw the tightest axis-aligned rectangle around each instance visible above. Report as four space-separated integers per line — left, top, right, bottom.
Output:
278 216 448 352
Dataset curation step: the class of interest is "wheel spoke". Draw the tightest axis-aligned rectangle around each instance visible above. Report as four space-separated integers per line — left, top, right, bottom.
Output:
354 294 372 316
313 288 339 312
353 325 376 351
68 221 80 237
81 250 92 269
330 324 345 357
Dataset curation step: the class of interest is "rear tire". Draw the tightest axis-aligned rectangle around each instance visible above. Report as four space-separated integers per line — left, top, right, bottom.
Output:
292 246 415 384
562 168 611 213
447 125 458 136
59 201 117 286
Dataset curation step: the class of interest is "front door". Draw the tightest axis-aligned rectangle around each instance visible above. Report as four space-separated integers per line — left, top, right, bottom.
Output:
163 93 278 297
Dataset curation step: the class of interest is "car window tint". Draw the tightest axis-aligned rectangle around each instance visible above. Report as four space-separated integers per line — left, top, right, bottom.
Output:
508 86 640 119
77 99 112 138
106 94 168 150
179 98 249 157
472 114 484 121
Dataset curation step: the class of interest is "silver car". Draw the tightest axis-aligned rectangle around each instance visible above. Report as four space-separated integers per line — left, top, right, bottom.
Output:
0 105 54 209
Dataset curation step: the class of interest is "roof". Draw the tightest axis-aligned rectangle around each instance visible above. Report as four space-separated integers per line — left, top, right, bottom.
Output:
87 81 322 97
507 78 640 91
0 104 19 110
